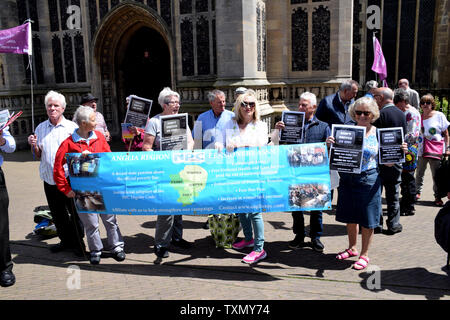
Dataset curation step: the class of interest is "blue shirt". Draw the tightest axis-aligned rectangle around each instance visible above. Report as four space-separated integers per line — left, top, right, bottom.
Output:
0 127 16 167
193 109 234 149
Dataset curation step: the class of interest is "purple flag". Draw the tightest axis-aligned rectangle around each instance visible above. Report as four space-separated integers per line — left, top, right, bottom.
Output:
371 35 387 81
0 22 32 55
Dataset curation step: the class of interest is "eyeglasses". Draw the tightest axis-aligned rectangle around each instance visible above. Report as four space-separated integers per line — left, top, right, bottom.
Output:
420 101 432 105
241 101 256 109
355 110 372 116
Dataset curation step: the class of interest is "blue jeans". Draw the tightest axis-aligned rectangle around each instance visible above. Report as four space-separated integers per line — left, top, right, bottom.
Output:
238 212 264 252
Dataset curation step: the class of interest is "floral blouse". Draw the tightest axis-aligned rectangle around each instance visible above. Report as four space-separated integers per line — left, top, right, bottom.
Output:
361 129 378 172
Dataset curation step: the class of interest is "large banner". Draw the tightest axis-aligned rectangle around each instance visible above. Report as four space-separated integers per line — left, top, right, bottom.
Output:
67 143 331 215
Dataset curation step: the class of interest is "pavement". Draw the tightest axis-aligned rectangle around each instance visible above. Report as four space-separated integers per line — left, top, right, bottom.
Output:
1 143 449 305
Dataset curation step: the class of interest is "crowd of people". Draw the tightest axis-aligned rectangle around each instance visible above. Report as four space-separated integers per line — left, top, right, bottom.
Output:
0 79 449 288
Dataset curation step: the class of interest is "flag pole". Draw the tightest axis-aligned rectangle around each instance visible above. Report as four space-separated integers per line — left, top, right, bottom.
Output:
24 19 34 132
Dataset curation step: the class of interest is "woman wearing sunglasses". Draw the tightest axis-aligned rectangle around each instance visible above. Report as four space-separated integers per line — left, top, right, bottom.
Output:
415 94 450 206
327 97 407 270
217 89 268 264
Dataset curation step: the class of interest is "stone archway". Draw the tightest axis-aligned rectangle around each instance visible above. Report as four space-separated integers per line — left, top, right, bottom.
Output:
92 3 174 136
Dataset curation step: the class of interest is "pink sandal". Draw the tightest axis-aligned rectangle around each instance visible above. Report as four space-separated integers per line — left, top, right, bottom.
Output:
353 256 370 270
336 249 359 260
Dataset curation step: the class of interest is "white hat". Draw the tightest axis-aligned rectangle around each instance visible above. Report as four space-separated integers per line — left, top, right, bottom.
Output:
235 87 247 94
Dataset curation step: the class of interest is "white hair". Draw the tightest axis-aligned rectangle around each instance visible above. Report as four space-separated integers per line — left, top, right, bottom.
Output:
73 105 95 125
44 90 66 109
158 87 180 107
300 91 317 106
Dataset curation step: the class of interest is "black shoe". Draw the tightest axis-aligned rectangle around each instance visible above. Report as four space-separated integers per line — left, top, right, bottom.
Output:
384 224 403 235
155 246 169 258
90 254 101 265
405 208 415 216
311 238 324 252
112 250 126 262
374 227 383 234
49 242 67 253
0 270 15 287
171 238 192 249
288 236 307 249
203 220 209 229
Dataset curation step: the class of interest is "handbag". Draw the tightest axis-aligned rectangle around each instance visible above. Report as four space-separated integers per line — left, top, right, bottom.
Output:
435 155 450 198
208 214 241 248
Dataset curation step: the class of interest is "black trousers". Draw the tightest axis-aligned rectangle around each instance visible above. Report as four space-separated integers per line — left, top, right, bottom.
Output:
43 182 84 249
400 170 416 212
0 167 12 272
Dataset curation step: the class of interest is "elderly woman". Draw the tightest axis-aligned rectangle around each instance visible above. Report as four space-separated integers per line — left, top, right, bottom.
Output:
415 94 450 206
142 87 194 260
218 89 268 264
53 106 125 265
327 97 406 270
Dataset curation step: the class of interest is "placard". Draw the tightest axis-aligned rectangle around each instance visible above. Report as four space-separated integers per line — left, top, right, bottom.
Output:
160 113 189 151
279 111 305 144
329 124 366 174
377 127 405 164
124 95 153 128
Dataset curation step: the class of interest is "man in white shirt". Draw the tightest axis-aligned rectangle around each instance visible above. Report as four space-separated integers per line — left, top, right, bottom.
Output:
27 90 85 256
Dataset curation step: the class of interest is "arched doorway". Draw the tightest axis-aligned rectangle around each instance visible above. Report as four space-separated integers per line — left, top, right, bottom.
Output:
92 4 174 136
116 27 171 122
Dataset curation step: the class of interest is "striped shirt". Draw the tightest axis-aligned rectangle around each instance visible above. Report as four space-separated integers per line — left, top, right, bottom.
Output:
35 117 78 185
0 127 16 167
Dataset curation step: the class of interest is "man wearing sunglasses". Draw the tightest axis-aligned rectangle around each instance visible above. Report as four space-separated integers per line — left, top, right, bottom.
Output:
373 88 407 235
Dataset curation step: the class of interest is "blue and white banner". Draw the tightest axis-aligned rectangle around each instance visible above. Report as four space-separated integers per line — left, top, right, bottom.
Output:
67 143 331 215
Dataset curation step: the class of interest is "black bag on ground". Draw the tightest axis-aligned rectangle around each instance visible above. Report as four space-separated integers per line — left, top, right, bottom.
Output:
434 201 450 268
435 155 450 199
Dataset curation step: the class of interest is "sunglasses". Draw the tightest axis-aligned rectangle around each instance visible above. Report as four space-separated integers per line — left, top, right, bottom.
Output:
420 101 432 105
355 110 372 116
241 101 256 108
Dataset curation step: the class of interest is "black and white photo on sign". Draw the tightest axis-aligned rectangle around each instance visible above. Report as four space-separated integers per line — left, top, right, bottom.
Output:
124 95 153 128
377 127 405 164
329 124 366 174
280 111 305 143
160 113 189 151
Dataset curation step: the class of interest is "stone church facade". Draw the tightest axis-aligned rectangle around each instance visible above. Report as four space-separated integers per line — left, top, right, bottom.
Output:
0 0 448 147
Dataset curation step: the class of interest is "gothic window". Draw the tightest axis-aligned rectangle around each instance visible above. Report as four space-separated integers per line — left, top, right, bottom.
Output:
196 16 210 75
160 0 172 28
147 0 158 11
181 18 195 76
179 0 216 77
312 6 330 70
111 0 120 8
88 0 97 38
99 0 109 20
415 0 435 86
17 0 44 83
291 7 308 71
398 0 416 81
379 0 397 84
48 0 86 83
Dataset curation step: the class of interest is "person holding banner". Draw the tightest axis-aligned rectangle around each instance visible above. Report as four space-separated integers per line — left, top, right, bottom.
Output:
272 92 330 253
143 87 194 260
53 106 125 265
27 91 85 256
218 89 269 264
327 97 382 270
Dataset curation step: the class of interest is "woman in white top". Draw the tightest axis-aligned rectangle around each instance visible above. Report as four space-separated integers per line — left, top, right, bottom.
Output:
415 94 450 206
218 89 268 264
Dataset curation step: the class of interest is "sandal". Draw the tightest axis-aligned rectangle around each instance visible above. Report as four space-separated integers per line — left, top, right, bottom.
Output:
434 198 444 206
336 248 359 260
353 256 370 270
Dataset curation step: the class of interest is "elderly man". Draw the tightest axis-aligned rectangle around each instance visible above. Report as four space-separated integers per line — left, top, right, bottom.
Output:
193 89 234 149
393 88 421 216
364 80 378 98
80 93 111 142
0 126 16 287
27 91 85 256
398 79 420 110
315 79 359 126
373 87 407 235
273 92 330 252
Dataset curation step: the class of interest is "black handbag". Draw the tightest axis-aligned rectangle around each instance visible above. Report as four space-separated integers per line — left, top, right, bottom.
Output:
435 154 450 199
